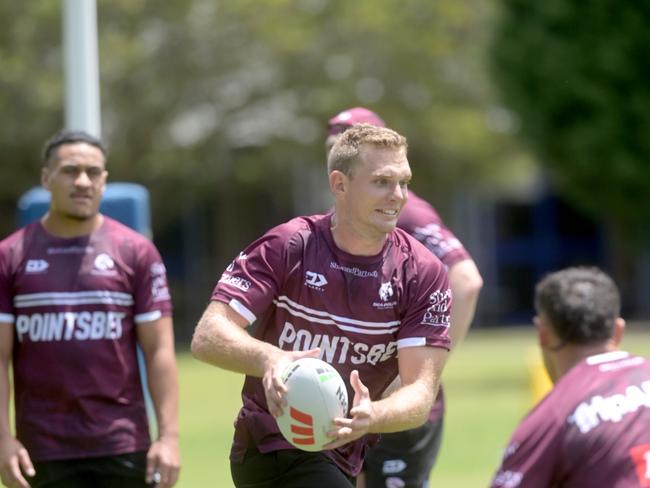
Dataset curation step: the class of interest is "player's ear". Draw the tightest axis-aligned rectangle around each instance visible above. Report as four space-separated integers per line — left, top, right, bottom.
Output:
534 315 551 348
329 170 347 196
611 317 625 347
41 166 51 190
100 170 108 194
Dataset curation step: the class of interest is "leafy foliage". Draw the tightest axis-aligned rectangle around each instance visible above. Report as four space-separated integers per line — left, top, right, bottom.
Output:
491 0 650 240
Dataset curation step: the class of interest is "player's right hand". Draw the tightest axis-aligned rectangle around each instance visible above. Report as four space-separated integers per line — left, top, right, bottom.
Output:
262 348 320 418
0 436 34 488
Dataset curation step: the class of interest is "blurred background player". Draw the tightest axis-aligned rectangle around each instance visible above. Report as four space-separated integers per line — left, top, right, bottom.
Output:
326 107 483 488
491 266 650 487
191 124 452 488
0 130 180 488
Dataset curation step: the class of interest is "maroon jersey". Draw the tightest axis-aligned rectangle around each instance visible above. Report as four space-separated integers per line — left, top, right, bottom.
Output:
398 191 470 269
0 217 172 461
491 351 650 488
211 213 452 477
399 190 472 421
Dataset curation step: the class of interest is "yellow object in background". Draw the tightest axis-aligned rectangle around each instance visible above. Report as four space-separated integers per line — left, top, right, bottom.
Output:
526 347 553 403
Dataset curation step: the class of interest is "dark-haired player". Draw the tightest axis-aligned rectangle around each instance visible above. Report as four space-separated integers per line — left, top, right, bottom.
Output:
0 130 180 488
491 267 650 487
327 107 483 488
192 124 452 487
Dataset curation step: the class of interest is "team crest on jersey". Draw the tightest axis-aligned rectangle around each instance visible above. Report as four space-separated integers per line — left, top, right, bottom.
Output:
92 253 117 276
373 282 397 309
379 282 393 301
25 259 49 274
305 271 328 290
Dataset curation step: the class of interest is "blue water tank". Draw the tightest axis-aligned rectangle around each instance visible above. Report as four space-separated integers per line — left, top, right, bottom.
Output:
16 182 152 238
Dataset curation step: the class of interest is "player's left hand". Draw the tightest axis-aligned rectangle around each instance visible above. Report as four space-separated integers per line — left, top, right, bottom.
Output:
146 436 180 487
324 370 373 450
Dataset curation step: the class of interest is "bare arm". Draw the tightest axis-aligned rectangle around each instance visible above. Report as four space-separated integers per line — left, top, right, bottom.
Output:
0 324 34 488
191 301 318 416
137 316 180 488
447 259 483 351
327 345 449 448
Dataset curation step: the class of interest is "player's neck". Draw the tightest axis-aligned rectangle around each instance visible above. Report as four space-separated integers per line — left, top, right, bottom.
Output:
330 214 387 256
41 211 104 239
555 342 615 379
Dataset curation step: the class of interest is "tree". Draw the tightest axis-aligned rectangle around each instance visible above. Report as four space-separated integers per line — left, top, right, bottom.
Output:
491 0 650 241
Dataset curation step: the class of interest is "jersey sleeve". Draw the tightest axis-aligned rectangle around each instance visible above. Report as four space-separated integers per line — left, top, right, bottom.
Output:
210 225 290 325
132 239 173 324
490 399 563 488
397 252 452 351
410 219 470 269
0 243 14 323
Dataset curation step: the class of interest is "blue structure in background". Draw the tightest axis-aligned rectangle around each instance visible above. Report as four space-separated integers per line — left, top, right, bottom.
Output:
493 193 606 323
16 182 157 430
17 182 152 238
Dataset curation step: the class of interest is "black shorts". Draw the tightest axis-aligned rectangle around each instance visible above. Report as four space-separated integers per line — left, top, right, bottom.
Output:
231 448 355 488
31 450 152 488
363 418 443 488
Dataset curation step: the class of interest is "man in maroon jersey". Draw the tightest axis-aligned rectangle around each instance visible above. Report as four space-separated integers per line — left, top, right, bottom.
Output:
0 130 180 488
192 124 452 487
326 107 483 488
491 267 650 488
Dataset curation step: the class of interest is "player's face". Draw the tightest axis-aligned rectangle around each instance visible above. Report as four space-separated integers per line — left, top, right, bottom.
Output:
41 143 107 221
344 144 411 237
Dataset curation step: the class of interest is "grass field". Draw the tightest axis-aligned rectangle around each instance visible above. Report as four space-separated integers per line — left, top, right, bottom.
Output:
175 326 650 487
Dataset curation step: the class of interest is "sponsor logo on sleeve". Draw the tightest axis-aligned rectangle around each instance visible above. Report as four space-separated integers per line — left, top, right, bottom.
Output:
150 262 166 276
421 288 452 327
413 223 463 259
219 273 252 292
25 259 49 274
492 470 523 488
305 271 328 290
151 275 171 301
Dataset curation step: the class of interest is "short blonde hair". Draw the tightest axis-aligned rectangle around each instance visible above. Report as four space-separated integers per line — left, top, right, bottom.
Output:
327 123 407 176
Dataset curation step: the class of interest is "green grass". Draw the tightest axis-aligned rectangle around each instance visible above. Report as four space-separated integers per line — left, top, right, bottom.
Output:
176 326 650 487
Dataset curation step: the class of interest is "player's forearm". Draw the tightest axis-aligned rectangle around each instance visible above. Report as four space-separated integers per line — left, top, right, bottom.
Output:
368 378 437 433
146 348 179 440
191 311 282 378
448 260 483 350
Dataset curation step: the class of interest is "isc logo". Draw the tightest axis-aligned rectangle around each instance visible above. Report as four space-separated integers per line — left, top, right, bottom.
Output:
25 260 49 273
289 407 315 446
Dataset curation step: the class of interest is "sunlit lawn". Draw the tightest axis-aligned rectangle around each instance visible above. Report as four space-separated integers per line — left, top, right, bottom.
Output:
176 326 650 487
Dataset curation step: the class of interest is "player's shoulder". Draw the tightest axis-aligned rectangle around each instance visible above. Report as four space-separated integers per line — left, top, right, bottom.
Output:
0 221 40 254
398 190 443 228
262 214 325 246
101 216 148 241
391 226 443 264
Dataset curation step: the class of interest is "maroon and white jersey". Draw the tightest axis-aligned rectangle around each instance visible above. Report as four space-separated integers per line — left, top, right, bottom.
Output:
399 190 472 422
0 217 172 461
491 351 650 488
211 213 452 477
399 191 470 269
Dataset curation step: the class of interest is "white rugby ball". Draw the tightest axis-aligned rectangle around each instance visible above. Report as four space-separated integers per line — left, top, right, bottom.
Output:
275 357 348 451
